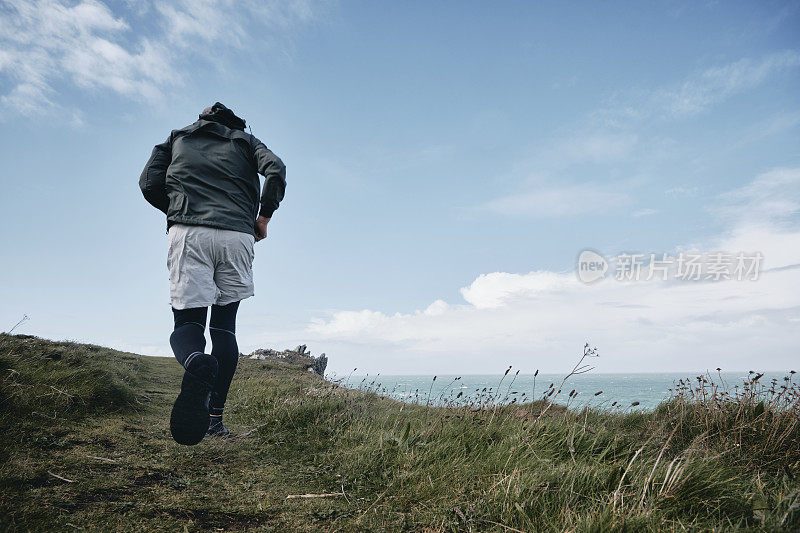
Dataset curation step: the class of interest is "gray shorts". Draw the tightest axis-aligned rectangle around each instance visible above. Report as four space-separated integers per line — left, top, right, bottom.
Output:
167 224 255 310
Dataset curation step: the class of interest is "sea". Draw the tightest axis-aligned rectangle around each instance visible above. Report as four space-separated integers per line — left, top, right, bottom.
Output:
335 372 792 411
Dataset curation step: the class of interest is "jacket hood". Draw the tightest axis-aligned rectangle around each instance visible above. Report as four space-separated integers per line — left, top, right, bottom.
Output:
199 102 246 131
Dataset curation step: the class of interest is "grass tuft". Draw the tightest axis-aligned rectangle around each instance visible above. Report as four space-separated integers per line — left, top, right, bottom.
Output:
0 334 141 424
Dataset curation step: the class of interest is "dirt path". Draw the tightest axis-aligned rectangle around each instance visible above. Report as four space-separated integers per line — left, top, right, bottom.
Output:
5 355 356 532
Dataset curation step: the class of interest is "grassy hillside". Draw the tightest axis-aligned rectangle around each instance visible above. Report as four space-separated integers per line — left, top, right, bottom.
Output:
1 333 799 532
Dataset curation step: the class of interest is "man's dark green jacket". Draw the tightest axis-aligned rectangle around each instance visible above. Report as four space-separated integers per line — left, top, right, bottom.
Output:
139 117 286 236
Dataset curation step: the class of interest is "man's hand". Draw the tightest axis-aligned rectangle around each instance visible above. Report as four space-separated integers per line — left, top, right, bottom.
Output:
254 216 270 242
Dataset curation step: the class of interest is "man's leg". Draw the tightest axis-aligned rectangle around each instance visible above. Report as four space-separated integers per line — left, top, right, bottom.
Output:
168 306 219 445
207 301 240 436
169 306 208 368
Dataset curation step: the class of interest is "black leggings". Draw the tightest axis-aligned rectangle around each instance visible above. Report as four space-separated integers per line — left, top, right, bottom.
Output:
169 301 240 410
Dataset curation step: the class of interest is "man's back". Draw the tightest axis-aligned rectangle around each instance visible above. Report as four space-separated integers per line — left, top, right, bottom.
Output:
167 120 263 235
140 103 286 237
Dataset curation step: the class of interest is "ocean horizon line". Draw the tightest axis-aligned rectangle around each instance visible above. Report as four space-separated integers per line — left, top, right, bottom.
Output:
337 370 793 377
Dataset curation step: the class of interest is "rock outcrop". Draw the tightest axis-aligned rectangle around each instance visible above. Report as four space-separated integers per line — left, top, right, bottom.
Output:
248 345 328 376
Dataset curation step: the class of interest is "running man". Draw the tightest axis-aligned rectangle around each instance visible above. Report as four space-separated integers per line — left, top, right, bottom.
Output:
139 102 286 445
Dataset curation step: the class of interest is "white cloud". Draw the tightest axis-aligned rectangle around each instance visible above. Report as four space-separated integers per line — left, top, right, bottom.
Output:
483 183 631 217
309 309 389 337
423 299 449 316
459 271 577 309
594 51 800 125
632 208 658 217
485 51 799 222
660 51 800 117
305 169 800 374
0 0 319 117
62 37 175 100
155 0 245 47
715 167 800 225
710 167 800 270
478 130 643 219
0 0 150 114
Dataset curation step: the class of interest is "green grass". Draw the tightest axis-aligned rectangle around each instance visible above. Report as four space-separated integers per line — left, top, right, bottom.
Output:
1 333 799 531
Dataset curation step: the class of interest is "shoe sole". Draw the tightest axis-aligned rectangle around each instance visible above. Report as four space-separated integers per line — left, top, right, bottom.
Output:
170 356 217 445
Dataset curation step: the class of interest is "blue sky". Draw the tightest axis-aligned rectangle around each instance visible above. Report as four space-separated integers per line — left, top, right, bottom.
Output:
1 0 799 375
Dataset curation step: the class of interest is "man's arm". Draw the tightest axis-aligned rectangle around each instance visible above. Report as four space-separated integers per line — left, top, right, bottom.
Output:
252 138 286 241
252 139 286 218
139 136 172 214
